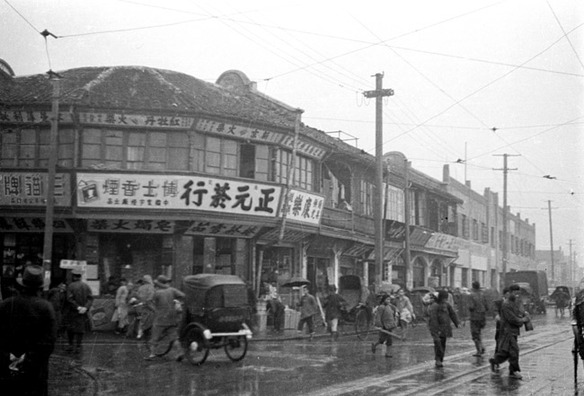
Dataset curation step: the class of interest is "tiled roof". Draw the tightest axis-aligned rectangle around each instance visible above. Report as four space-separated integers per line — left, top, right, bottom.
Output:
0 65 373 161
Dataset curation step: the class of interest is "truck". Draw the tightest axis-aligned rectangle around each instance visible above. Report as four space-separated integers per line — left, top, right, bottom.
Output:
504 270 549 314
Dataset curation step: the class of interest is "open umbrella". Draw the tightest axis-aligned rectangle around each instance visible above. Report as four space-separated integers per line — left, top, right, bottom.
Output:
281 277 310 288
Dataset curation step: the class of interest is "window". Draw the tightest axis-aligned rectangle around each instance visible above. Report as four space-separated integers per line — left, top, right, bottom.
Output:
472 219 479 241
461 214 469 239
1 128 74 168
490 227 495 248
360 180 374 216
240 144 255 179
273 148 314 190
81 129 188 170
385 184 404 222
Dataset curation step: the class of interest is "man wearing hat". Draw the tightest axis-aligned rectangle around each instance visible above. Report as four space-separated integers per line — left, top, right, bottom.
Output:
145 275 185 361
468 281 489 357
489 283 530 379
64 268 94 354
0 265 57 396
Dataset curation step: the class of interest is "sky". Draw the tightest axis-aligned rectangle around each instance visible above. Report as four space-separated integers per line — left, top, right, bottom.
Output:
1 0 583 264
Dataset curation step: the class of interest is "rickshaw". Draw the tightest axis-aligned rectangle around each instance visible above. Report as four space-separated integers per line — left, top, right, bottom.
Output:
179 274 253 366
337 275 374 340
551 286 572 317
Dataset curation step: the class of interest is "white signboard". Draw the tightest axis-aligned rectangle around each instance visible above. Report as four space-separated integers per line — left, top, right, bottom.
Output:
281 188 324 225
60 259 87 269
77 173 282 218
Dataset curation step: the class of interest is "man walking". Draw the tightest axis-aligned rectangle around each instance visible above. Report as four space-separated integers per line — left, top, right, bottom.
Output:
468 281 489 356
64 268 93 354
489 284 530 379
371 294 398 358
0 265 57 396
297 285 318 340
145 275 185 361
324 285 346 341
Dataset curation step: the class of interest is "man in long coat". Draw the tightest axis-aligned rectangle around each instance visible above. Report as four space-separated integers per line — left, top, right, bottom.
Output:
64 268 93 354
323 285 346 341
0 265 56 396
468 281 489 356
489 284 530 380
428 289 459 368
145 275 185 360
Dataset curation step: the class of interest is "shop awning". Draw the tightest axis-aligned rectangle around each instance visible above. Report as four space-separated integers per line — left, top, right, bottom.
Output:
342 243 374 257
366 247 404 262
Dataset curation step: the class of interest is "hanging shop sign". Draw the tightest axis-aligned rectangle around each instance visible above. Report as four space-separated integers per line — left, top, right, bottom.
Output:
280 136 327 160
424 233 460 253
77 173 282 217
0 217 73 233
0 109 74 125
385 220 406 242
195 118 282 144
281 188 324 225
78 112 194 129
87 219 175 234
184 221 260 238
0 172 71 206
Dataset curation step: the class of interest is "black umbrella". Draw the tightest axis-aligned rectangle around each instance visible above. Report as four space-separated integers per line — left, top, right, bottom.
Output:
281 277 310 288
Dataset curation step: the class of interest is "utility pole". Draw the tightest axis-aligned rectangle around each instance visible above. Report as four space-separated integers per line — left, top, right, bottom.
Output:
363 73 394 286
548 200 555 285
42 73 61 291
569 239 574 287
493 153 519 290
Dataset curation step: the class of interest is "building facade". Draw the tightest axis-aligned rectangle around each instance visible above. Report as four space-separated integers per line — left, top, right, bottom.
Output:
0 62 537 305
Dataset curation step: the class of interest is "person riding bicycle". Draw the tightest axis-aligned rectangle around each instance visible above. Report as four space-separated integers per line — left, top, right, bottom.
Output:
145 275 185 361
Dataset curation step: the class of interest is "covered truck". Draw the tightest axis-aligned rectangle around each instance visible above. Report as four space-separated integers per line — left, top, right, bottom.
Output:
504 270 548 314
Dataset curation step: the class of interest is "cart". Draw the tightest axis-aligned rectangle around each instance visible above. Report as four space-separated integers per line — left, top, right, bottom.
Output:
179 274 253 365
337 275 373 340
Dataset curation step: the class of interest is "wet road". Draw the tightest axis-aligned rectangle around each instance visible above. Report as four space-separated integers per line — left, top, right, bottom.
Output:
49 309 580 395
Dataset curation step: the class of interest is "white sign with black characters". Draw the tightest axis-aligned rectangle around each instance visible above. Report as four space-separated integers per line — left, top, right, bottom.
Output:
77 173 282 218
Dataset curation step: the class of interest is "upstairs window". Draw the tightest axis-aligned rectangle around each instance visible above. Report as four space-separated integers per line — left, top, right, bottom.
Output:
0 128 74 168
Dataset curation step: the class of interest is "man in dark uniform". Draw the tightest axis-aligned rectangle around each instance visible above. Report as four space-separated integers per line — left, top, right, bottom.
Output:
0 265 56 396
489 284 530 379
64 268 94 354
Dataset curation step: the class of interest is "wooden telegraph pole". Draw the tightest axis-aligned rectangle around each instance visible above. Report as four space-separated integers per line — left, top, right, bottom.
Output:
363 73 394 287
493 153 519 290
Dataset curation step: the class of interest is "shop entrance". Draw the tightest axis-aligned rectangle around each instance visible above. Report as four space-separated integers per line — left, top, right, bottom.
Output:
99 234 163 295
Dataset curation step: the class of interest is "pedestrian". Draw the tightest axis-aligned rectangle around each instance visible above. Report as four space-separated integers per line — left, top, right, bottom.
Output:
489 284 530 379
371 294 398 357
64 268 94 354
0 265 57 396
145 275 185 361
394 288 416 340
427 289 459 368
491 287 510 371
296 285 318 340
266 281 285 333
48 281 67 339
136 275 155 339
468 281 489 356
323 284 346 341
112 278 130 335
458 287 471 326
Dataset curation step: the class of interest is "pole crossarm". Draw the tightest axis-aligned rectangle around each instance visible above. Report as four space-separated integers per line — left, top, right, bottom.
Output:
363 88 394 98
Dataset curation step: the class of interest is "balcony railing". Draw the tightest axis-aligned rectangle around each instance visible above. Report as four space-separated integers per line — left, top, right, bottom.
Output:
320 207 374 236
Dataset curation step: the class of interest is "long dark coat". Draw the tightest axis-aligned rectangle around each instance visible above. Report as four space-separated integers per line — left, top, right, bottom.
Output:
324 293 346 321
64 280 94 334
0 293 56 396
428 301 459 338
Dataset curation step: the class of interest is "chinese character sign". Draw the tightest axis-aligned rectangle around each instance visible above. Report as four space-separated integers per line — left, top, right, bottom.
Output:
77 173 282 218
185 221 260 238
281 188 324 225
0 172 71 206
87 219 175 234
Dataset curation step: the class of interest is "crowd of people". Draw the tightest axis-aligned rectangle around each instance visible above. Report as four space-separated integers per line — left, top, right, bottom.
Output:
0 264 540 395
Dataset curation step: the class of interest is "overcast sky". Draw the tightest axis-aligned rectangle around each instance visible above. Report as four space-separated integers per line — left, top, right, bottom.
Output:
2 0 583 264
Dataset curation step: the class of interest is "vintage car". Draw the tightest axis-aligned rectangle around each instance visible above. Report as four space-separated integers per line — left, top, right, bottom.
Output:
179 274 253 365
